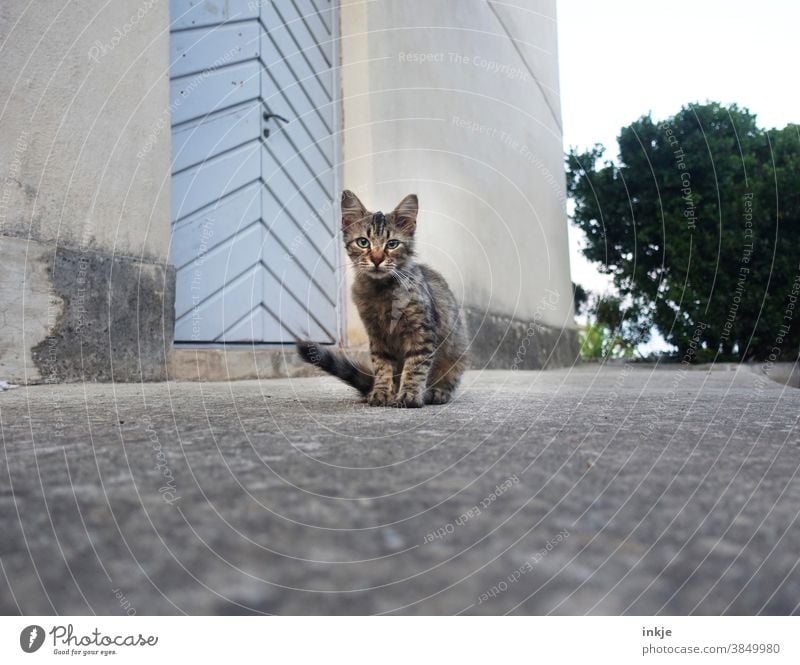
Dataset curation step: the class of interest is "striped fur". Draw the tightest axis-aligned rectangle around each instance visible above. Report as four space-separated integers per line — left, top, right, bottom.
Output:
296 342 373 394
297 190 468 408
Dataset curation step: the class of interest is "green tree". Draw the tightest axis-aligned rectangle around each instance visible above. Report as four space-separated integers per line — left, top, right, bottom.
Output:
572 281 590 315
578 294 643 360
567 102 800 361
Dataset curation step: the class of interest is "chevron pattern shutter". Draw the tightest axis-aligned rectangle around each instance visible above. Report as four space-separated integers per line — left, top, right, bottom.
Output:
169 0 339 343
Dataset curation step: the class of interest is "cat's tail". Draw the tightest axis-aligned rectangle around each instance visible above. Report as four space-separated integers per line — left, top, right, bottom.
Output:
296 341 374 395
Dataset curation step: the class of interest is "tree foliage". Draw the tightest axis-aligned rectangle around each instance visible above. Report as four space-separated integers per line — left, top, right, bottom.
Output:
578 294 641 360
572 281 590 316
567 102 800 361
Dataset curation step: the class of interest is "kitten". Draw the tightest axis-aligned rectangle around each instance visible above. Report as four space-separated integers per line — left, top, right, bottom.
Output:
297 190 468 407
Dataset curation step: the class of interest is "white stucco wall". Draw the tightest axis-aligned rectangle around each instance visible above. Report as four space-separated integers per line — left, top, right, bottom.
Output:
0 1 172 382
340 0 574 345
0 1 171 260
0 0 574 380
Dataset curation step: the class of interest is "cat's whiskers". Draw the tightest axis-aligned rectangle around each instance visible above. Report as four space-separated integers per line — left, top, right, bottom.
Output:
395 267 418 291
390 268 413 291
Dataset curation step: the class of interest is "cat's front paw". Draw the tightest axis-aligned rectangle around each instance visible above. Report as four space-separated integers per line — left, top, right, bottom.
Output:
367 388 392 407
424 388 452 405
392 391 424 408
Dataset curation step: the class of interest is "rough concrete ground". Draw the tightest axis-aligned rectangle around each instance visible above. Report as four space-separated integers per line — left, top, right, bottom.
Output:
1 364 798 615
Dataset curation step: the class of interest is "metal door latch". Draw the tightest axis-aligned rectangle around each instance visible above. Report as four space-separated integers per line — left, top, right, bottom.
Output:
263 112 289 138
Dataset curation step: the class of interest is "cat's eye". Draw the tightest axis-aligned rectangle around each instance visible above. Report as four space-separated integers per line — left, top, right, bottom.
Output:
385 239 400 249
355 237 369 248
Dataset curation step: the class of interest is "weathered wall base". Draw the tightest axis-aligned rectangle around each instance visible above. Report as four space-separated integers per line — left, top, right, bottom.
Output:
0 237 61 384
168 310 578 382
2 236 573 384
464 307 579 370
0 235 175 383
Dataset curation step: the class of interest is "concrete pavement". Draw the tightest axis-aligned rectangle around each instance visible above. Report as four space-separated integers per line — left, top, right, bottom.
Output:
1 364 799 614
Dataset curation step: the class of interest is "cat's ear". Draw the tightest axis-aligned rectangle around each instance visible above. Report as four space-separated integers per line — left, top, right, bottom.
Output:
341 190 367 230
393 194 418 233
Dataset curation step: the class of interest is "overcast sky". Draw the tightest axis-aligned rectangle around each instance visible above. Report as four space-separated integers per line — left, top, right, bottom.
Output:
557 0 800 299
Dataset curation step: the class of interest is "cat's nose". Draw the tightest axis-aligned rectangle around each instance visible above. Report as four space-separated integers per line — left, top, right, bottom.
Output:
370 251 384 267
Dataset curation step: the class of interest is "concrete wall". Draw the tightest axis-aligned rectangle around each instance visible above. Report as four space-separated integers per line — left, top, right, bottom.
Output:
340 0 577 367
0 0 577 383
0 1 174 382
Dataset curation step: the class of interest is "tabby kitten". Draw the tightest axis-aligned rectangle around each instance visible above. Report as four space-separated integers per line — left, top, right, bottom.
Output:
297 190 468 407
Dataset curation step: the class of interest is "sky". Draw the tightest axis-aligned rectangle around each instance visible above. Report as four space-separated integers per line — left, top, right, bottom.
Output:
556 0 800 348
